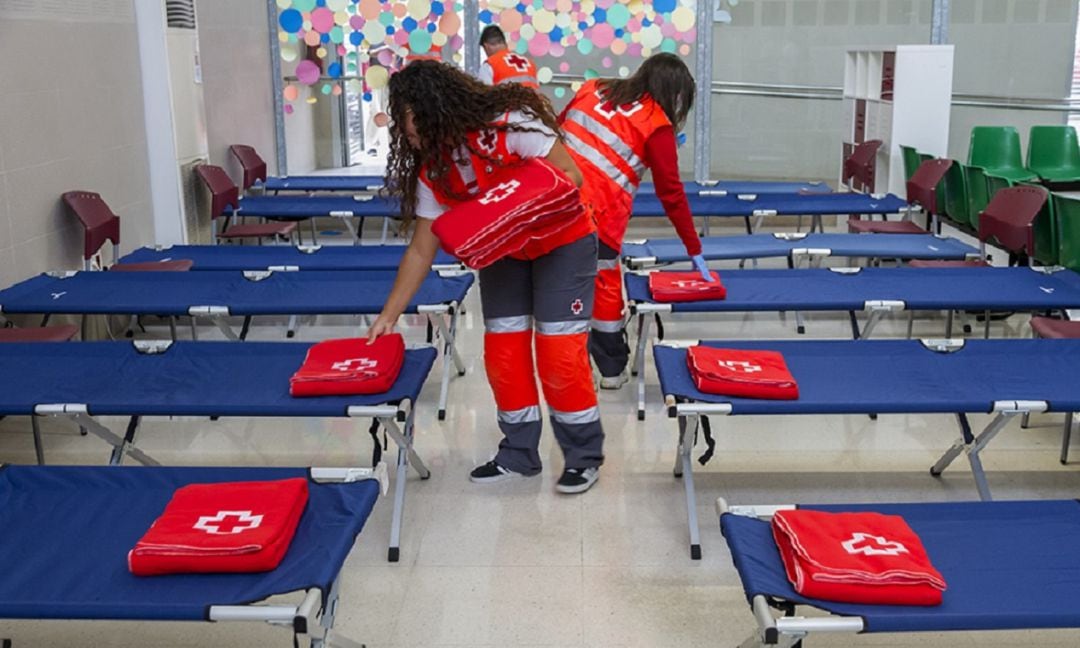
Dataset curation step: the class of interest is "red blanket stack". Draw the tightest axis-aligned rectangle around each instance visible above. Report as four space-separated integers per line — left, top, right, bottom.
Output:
129 478 309 576
648 271 727 303
771 509 947 605
686 346 799 400
290 334 405 397
431 158 585 269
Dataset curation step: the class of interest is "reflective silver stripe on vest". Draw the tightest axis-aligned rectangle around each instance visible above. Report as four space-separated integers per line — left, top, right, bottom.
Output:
498 405 542 424
566 109 645 178
590 318 623 333
536 320 589 336
485 315 533 333
497 75 538 85
564 131 634 193
550 405 600 425
597 258 620 271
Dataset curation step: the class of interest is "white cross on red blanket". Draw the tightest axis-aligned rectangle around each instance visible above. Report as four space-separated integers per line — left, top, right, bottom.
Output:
193 510 264 535
841 532 910 556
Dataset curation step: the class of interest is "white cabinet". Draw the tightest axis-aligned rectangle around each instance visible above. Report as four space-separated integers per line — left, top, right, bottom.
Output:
840 46 954 195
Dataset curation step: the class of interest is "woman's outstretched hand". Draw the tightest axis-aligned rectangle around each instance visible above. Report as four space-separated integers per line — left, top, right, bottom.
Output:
367 314 397 343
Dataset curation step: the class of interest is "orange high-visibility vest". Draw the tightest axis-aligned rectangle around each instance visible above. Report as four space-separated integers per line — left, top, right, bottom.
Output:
560 79 671 250
487 50 540 89
419 116 593 260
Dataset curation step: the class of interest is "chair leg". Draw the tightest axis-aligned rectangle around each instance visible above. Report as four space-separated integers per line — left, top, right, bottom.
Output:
1062 412 1074 465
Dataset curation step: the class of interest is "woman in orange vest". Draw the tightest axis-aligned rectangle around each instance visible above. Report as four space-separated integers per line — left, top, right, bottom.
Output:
559 53 712 389
367 61 604 494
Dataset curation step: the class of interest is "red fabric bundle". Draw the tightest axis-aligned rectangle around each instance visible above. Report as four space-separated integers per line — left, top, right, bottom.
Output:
686 346 799 400
129 478 309 576
431 158 585 269
771 509 947 606
648 271 727 303
290 334 405 397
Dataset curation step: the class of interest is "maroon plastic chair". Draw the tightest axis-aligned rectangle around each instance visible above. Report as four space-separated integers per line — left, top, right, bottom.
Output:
842 139 882 191
850 158 951 235
0 325 79 342
976 185 1048 261
195 165 296 244
1029 315 1080 463
229 144 268 191
62 191 121 269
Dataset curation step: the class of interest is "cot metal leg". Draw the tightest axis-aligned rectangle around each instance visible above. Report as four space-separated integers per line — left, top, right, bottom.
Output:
380 218 390 244
190 318 199 340
381 411 429 563
341 217 360 245
945 310 954 338
906 311 914 339
286 315 298 339
57 413 159 466
209 316 241 341
930 412 1017 501
848 312 861 339
308 218 318 245
239 316 253 341
31 416 45 465
630 313 645 376
859 311 886 339
109 416 142 466
675 415 702 559
1062 412 1074 464
169 317 178 340
633 314 652 420
984 309 991 339
428 306 463 421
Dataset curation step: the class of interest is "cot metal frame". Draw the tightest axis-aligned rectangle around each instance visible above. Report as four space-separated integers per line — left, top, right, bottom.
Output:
660 338 1048 560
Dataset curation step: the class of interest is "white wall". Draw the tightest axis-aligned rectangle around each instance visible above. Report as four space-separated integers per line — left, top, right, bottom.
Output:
0 1 152 286
197 0 278 181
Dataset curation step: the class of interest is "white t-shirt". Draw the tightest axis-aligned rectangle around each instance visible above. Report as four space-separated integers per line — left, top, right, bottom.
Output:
478 62 495 85
416 111 556 220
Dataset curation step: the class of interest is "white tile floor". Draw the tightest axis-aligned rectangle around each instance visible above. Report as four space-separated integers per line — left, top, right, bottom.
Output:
2 219 1080 646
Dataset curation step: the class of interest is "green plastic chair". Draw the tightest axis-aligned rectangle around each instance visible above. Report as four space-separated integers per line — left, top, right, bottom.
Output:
964 164 992 229
900 145 921 182
1028 126 1080 184
1018 182 1059 265
941 160 971 228
1055 193 1080 272
968 126 1039 183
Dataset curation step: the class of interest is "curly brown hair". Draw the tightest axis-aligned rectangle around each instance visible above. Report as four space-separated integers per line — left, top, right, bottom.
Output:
385 60 559 226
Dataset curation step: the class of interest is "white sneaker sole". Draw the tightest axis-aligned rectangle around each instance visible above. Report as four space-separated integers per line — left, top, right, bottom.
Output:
599 375 629 390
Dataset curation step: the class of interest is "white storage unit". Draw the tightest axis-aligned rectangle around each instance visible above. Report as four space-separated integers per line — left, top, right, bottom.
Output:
840 46 954 195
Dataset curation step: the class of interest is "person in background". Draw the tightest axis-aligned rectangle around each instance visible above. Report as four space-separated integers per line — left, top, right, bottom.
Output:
559 53 710 389
478 25 539 89
366 61 604 494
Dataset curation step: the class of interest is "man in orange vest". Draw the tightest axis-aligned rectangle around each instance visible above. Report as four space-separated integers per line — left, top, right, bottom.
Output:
478 25 539 89
560 53 712 389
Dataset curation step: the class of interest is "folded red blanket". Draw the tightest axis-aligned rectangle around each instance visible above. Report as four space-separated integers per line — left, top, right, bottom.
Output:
431 158 585 269
687 346 799 400
771 509 947 605
648 271 727 303
290 334 405 396
129 478 309 576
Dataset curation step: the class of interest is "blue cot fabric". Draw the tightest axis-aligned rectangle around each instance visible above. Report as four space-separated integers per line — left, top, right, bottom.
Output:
119 245 459 271
260 175 385 192
626 267 1080 312
0 465 380 621
0 342 437 417
625 234 977 263
229 195 399 219
721 499 1080 633
0 270 474 316
637 180 831 196
654 339 1080 414
632 191 907 218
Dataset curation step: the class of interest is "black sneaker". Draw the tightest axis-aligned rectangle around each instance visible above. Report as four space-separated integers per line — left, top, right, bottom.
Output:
555 467 599 494
469 460 522 483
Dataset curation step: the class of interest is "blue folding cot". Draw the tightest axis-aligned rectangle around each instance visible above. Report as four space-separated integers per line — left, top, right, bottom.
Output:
0 269 471 418
720 498 1080 645
224 194 400 244
631 191 908 235
636 180 831 196
654 338 1080 558
0 340 434 561
621 233 979 269
260 175 386 193
0 463 385 646
119 243 461 271
627 266 1080 418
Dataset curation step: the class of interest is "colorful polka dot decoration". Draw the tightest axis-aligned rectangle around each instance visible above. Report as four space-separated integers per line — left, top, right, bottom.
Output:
278 0 465 110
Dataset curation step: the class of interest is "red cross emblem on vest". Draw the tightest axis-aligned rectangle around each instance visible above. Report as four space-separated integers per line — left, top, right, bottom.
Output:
193 510 263 535
841 533 910 557
570 299 584 315
331 357 378 372
505 54 531 73
477 129 498 153
717 360 762 374
479 179 521 205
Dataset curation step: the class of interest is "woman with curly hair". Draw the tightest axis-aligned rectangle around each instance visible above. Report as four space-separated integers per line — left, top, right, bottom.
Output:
367 60 604 494
560 53 709 389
